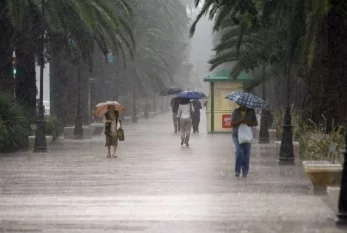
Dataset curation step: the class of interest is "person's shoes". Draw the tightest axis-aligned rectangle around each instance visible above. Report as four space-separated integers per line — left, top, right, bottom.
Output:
112 153 117 158
242 174 247 178
107 153 111 158
174 130 177 133
186 142 189 146
235 173 240 177
181 139 184 145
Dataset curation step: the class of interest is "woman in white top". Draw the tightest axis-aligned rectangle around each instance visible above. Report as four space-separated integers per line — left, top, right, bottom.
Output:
177 99 194 146
103 105 121 158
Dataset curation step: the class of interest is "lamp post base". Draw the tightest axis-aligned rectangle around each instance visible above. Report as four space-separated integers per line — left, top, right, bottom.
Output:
74 115 83 140
34 115 47 153
278 157 295 165
335 213 347 225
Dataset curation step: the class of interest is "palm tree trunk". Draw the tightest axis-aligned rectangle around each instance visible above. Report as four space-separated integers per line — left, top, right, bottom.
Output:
0 1 14 95
15 42 37 121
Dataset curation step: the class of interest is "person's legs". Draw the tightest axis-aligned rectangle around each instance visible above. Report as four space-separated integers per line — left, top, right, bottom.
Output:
173 113 178 132
180 118 186 145
192 114 197 132
111 135 118 158
185 118 192 146
232 134 242 176
241 143 252 177
106 136 111 157
196 113 200 132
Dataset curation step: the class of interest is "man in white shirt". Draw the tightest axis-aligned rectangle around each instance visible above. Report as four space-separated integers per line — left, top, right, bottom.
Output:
177 99 195 146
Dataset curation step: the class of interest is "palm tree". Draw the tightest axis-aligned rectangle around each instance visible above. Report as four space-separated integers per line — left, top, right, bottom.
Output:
1 0 134 122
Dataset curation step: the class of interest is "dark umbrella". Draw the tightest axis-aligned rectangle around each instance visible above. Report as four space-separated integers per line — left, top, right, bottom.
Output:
159 87 183 96
194 91 207 98
176 91 203 99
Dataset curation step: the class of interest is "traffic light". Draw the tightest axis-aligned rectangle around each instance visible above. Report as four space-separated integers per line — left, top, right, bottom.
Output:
13 68 17 75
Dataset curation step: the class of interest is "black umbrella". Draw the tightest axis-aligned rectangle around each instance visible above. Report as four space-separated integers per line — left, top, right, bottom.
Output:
194 91 207 98
159 87 183 96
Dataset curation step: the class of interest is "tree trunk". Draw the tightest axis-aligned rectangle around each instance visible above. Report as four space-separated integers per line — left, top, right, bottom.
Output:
15 43 37 121
0 1 14 95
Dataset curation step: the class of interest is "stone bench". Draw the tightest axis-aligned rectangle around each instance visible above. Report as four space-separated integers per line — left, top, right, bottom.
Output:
91 123 104 135
28 135 53 151
149 112 156 118
269 129 276 142
64 126 94 139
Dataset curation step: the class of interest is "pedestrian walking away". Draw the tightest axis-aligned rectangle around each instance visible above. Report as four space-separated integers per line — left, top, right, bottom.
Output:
230 105 258 178
191 99 202 133
177 99 195 146
104 105 122 158
171 97 180 133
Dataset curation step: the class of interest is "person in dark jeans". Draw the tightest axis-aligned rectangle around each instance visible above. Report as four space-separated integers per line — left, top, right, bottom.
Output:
191 99 202 133
231 105 258 178
171 97 180 133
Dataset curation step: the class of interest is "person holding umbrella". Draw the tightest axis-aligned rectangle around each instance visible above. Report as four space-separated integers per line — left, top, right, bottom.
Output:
159 87 183 133
176 91 202 146
92 101 125 158
177 99 194 146
227 92 263 178
171 97 180 133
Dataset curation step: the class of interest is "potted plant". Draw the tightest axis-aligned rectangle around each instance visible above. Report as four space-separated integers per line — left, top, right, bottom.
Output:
301 126 344 190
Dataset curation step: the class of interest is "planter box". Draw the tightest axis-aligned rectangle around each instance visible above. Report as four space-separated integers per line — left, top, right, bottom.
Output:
64 126 94 139
327 186 340 208
276 141 300 156
28 135 53 151
303 161 342 190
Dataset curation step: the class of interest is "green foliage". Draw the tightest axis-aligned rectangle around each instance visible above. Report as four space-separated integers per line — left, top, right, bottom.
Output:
44 115 63 141
299 125 345 163
272 105 309 141
0 93 29 153
273 105 345 162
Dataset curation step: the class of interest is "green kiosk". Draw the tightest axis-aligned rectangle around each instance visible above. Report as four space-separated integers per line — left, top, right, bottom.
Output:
204 69 252 133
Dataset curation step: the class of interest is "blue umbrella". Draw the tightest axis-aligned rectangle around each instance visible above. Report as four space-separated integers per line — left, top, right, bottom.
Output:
225 92 265 109
177 91 202 99
159 87 183 96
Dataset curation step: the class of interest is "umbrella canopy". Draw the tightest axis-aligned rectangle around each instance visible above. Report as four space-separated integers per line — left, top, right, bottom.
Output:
159 87 183 96
92 101 125 117
176 91 203 99
194 91 207 98
225 92 265 109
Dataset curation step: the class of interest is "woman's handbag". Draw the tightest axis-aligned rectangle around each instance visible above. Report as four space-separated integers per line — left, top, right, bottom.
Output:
238 123 253 144
117 128 125 141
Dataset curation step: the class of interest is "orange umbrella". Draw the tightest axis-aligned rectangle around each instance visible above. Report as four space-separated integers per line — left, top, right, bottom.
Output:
92 101 125 117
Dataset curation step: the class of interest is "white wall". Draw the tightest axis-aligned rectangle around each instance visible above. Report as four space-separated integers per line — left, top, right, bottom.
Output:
35 64 50 101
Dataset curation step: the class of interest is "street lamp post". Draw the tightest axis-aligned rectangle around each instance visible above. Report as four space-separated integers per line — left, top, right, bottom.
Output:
259 65 269 143
74 60 83 139
278 0 294 165
34 0 47 152
336 130 347 224
132 76 137 123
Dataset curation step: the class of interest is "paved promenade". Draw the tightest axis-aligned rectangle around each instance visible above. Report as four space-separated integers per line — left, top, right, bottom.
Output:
0 111 345 232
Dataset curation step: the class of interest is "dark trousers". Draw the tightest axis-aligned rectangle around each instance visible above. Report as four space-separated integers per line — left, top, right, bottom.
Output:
192 113 200 132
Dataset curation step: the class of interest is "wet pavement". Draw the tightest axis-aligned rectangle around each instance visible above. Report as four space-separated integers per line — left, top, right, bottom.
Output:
0 111 345 232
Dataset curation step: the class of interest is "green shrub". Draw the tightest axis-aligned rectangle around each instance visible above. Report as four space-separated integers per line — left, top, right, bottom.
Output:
44 115 63 141
0 94 29 152
299 119 345 163
272 104 310 141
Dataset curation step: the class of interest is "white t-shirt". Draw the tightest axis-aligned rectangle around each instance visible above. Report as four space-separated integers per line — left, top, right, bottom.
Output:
177 103 195 119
